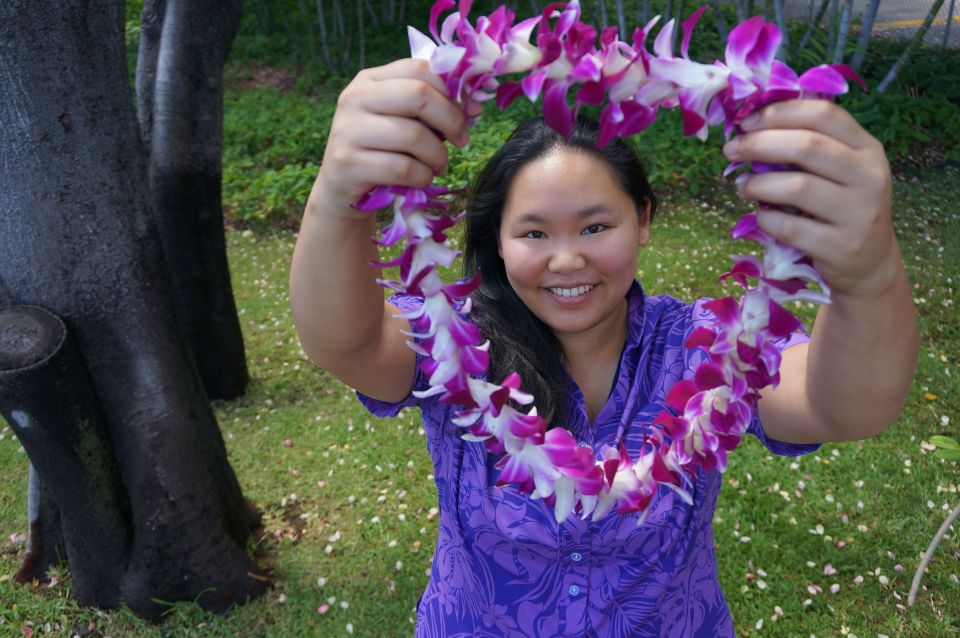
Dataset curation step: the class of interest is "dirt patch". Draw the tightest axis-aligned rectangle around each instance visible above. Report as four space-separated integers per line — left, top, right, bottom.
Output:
229 61 299 94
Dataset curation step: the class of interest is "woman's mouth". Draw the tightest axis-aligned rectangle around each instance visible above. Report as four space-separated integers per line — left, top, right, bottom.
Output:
546 283 598 299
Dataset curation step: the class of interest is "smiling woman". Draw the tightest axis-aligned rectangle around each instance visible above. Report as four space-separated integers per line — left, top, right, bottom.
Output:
289 2 918 635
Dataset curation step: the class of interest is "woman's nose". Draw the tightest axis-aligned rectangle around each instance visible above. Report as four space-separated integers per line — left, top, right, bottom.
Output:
547 242 586 273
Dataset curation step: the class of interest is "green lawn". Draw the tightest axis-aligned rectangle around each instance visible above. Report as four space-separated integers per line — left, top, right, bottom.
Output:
0 168 958 637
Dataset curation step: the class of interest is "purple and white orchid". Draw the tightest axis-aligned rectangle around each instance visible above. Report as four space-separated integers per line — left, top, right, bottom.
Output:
356 0 861 524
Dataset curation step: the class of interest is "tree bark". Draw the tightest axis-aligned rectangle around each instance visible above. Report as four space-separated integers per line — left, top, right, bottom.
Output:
942 0 955 49
734 0 747 23
137 0 250 401
0 0 266 621
850 0 882 72
774 0 789 60
316 0 333 67
0 307 130 607
834 0 854 63
710 0 729 42
613 0 627 37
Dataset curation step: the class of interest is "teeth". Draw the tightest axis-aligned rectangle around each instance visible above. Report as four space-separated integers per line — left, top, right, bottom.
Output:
549 284 596 298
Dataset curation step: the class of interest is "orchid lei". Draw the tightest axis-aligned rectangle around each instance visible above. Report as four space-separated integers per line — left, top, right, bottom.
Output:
356 0 864 524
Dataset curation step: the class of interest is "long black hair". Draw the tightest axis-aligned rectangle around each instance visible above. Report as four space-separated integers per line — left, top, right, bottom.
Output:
463 115 659 428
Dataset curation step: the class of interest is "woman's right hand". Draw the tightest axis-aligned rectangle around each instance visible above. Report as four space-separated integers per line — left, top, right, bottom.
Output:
312 59 474 219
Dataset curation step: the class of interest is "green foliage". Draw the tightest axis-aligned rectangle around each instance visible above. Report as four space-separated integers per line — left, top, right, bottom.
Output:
842 42 960 164
225 161 320 228
932 435 960 462
222 88 335 227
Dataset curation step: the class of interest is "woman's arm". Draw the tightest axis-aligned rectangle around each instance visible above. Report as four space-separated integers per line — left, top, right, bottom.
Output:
290 59 470 402
724 99 919 444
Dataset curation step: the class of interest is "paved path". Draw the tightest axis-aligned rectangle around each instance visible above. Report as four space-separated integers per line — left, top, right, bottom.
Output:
786 0 959 49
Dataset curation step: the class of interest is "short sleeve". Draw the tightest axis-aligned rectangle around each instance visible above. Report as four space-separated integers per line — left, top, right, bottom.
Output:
355 294 431 418
686 298 821 457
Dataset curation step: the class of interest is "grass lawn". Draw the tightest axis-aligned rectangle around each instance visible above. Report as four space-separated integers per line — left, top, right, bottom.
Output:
0 165 957 636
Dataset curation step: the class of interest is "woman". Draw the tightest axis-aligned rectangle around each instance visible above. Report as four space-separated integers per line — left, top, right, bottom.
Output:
290 59 918 637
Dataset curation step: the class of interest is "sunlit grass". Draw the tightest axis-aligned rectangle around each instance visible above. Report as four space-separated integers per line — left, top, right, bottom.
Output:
0 169 957 637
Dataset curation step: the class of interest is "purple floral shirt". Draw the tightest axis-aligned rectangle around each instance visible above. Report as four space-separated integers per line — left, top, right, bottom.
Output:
358 281 819 637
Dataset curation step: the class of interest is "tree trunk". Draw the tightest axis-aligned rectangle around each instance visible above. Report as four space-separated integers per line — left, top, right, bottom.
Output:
316 0 333 67
827 0 839 62
833 0 853 63
0 0 266 621
942 0 955 49
613 0 627 37
296 0 320 62
877 0 948 92
734 0 747 23
774 0 789 60
850 0 882 72
710 0 729 42
598 0 609 27
0 307 131 607
364 0 379 28
136 0 249 402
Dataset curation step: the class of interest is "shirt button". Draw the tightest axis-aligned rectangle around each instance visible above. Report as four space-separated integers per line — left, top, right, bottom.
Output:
569 585 581 597
570 552 583 562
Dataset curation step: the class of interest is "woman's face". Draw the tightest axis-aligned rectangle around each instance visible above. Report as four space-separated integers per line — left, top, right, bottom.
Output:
498 148 650 343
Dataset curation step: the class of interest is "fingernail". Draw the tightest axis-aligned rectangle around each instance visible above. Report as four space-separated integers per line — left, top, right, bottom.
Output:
723 138 740 157
735 173 749 193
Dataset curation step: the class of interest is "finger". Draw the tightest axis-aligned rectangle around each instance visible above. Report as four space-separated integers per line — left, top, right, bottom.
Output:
350 149 438 192
363 58 449 96
739 171 851 225
724 129 856 185
465 97 484 119
739 99 876 151
359 77 469 147
353 114 450 176
755 207 840 260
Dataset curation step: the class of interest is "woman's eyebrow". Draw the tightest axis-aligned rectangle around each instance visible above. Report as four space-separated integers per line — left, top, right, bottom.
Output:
513 204 615 225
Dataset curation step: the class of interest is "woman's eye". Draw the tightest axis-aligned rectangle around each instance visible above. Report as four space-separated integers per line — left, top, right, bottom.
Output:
583 223 607 235
524 230 546 239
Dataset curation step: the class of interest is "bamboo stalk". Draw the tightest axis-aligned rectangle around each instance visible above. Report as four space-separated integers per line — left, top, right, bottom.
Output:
614 0 627 37
877 0 948 92
774 0 789 61
850 0 882 73
734 0 746 23
943 0 956 49
710 0 729 41
315 0 332 66
834 0 853 64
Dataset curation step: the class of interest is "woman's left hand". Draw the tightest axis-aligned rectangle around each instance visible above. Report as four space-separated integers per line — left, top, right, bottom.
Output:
723 99 898 298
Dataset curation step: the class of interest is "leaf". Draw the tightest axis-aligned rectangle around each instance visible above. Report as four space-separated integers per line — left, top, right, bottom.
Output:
930 435 960 450
923 392 938 401
935 449 960 463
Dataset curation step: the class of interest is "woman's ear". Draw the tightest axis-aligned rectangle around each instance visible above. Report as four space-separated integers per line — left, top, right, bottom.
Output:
638 199 652 246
